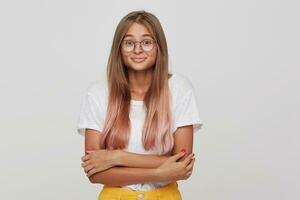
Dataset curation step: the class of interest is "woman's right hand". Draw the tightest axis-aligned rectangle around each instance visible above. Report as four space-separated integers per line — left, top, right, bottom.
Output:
81 149 120 177
155 151 195 182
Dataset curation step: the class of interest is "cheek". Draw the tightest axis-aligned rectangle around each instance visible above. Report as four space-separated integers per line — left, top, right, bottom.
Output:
148 56 156 65
121 52 130 64
148 51 157 64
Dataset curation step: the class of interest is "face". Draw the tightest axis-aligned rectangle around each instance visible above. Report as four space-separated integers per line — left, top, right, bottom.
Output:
121 22 157 71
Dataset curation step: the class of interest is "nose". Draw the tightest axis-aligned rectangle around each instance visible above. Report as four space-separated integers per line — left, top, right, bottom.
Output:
133 43 143 54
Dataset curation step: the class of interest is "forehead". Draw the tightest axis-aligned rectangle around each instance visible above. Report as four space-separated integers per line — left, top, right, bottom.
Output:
124 22 154 38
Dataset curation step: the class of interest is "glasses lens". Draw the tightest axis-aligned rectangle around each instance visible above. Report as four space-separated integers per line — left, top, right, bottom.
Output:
122 40 134 52
122 39 155 52
141 39 154 51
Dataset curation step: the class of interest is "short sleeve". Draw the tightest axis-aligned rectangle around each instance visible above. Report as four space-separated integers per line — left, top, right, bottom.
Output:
174 87 203 134
76 89 105 136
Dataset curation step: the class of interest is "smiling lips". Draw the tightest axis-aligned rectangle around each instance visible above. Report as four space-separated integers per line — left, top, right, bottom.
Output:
131 57 146 63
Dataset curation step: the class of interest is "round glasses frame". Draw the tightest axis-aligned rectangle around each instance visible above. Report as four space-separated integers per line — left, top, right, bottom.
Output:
121 39 157 52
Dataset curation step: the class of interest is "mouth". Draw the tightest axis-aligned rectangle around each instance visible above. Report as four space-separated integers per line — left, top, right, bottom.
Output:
131 57 147 63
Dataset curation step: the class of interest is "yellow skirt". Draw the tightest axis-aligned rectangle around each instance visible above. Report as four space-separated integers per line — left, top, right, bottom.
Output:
98 182 182 200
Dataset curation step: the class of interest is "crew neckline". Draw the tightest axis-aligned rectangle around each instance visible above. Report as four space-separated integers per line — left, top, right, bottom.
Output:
130 73 175 106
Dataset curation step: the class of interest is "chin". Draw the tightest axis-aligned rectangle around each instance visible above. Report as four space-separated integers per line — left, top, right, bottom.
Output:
128 64 153 71
130 66 151 71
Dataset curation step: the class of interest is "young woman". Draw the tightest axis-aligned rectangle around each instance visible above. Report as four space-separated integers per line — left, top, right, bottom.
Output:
77 10 203 200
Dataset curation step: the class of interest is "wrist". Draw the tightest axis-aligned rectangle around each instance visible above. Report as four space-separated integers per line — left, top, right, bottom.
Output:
153 168 162 182
113 149 122 166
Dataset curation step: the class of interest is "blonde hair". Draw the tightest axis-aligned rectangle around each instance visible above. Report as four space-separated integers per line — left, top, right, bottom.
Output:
100 10 174 154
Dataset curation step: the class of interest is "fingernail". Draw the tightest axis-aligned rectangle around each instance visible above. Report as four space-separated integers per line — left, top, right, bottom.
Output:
181 148 186 153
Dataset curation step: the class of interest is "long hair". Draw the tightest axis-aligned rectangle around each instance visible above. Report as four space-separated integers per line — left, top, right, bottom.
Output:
100 10 174 154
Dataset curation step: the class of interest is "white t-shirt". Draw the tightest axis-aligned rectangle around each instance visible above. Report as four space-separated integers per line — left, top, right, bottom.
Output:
76 73 203 191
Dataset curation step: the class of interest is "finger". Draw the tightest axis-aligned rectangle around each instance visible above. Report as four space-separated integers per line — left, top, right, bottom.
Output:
170 151 186 162
87 168 97 177
186 158 195 171
81 155 90 162
84 165 94 173
183 153 194 166
81 161 90 168
185 171 192 179
184 171 192 179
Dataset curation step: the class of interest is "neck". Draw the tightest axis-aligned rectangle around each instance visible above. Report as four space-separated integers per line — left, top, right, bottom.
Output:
128 68 153 93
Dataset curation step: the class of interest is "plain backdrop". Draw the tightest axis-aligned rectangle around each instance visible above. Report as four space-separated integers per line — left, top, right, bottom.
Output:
1 0 299 199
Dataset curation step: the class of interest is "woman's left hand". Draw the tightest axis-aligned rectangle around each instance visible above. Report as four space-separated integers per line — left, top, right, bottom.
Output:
81 149 119 177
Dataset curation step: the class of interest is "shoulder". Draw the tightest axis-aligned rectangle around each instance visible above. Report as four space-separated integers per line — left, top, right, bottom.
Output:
86 79 108 95
170 73 195 97
85 79 108 107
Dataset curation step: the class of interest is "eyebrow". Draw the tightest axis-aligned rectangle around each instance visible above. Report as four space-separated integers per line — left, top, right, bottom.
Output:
124 34 153 38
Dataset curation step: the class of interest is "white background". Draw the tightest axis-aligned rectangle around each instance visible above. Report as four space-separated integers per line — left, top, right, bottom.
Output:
1 0 299 199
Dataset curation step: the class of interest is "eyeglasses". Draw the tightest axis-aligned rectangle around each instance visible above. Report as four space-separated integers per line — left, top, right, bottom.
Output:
121 39 156 52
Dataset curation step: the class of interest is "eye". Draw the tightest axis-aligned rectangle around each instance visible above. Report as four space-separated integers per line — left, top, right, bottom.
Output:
124 40 134 45
142 39 153 45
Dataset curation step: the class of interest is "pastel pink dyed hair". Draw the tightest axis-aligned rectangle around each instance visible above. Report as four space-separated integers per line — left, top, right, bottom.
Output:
100 10 174 154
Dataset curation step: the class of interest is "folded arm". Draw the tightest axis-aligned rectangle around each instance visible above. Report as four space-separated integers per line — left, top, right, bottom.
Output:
114 150 170 168
83 126 193 185
89 166 159 186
